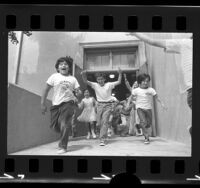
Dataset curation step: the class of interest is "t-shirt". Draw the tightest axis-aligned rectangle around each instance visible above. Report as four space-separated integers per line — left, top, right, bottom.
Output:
132 87 157 109
164 39 192 93
46 73 80 105
89 81 119 102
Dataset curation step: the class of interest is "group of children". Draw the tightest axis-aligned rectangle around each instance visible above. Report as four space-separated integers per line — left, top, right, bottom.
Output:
41 55 167 154
40 32 192 154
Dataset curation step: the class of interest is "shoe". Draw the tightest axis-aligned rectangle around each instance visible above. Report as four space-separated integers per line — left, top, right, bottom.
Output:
144 138 150 144
57 148 67 154
107 132 111 138
92 132 97 139
86 133 91 139
99 141 106 146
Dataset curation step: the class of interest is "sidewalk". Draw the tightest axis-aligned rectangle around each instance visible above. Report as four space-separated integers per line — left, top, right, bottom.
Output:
10 135 191 156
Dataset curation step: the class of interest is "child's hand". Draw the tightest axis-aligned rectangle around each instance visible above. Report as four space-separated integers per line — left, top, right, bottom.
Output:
41 104 47 115
123 74 127 79
118 67 122 74
81 70 87 75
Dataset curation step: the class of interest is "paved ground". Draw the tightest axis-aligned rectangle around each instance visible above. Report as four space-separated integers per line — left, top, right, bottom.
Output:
10 135 191 156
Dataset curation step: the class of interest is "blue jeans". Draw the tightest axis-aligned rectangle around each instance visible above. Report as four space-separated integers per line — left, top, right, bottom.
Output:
137 108 152 138
50 101 76 149
96 102 113 141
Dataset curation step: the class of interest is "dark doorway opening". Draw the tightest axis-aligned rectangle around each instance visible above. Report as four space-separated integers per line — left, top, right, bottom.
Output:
86 71 137 101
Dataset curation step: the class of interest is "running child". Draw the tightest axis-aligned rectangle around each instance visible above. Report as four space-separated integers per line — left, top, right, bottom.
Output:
126 73 167 144
81 68 122 146
41 56 82 154
77 89 97 139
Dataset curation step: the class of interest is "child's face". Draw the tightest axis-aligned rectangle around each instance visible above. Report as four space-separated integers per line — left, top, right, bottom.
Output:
58 61 69 75
96 76 105 86
84 90 90 97
133 81 138 88
140 78 149 89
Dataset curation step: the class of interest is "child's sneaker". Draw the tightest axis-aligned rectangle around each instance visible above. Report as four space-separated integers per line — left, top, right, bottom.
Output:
92 132 97 139
107 128 112 138
99 141 106 146
136 128 143 136
57 148 67 154
86 133 91 139
144 138 150 144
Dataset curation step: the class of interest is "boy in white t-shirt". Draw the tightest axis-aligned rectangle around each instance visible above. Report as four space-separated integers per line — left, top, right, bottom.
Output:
41 56 82 154
81 68 122 146
126 73 166 144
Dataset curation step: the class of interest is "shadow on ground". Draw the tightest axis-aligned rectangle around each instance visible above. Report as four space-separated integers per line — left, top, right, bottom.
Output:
68 144 93 152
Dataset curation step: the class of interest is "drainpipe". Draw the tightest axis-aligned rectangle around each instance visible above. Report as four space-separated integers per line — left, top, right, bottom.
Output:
13 31 24 84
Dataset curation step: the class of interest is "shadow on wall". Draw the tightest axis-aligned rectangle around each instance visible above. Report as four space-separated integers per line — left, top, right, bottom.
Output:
7 84 88 154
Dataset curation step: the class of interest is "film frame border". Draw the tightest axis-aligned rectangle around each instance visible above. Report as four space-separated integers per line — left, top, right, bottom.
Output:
0 4 200 184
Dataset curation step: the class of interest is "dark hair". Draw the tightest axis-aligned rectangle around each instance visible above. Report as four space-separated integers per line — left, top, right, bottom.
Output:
55 56 73 74
137 73 151 84
84 89 90 93
95 72 106 79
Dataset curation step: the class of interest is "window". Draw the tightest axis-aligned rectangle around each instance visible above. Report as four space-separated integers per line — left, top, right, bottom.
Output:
84 47 138 71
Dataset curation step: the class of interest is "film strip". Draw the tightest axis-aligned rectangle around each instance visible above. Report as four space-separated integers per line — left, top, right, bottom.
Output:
0 4 200 184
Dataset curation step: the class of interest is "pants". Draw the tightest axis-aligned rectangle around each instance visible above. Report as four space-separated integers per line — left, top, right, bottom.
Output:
96 102 113 141
71 109 78 137
137 108 152 138
50 101 76 149
128 108 140 135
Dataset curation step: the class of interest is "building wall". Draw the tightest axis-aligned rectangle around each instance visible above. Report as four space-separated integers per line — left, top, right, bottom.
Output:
145 33 191 145
7 84 59 154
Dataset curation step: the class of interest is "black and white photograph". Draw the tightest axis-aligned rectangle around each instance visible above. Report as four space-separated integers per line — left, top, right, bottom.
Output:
7 31 192 156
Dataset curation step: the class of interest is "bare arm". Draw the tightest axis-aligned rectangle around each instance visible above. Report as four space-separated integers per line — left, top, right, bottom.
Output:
124 74 131 92
78 100 84 109
130 32 167 49
41 84 52 114
124 95 133 111
81 70 93 87
154 94 167 110
114 67 122 86
74 87 82 98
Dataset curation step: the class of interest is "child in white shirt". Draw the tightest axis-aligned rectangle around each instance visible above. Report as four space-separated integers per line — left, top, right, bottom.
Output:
81 68 122 146
126 73 166 144
41 56 82 154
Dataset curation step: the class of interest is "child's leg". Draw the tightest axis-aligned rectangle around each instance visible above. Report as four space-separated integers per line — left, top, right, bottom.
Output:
58 103 75 150
128 108 135 135
71 110 77 137
137 108 149 140
146 109 152 129
90 121 96 138
86 123 91 139
99 104 112 143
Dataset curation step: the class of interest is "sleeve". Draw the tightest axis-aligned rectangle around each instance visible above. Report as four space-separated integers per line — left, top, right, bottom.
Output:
109 81 119 89
164 39 181 54
131 88 137 96
88 81 97 90
46 74 55 86
150 88 157 96
73 77 80 89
